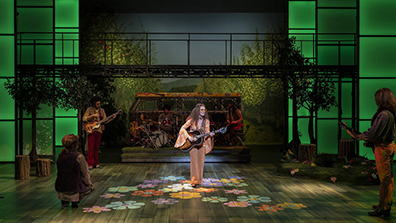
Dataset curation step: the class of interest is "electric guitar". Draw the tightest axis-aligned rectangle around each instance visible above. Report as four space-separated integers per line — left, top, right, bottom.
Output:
179 127 227 152
338 121 374 149
84 109 123 134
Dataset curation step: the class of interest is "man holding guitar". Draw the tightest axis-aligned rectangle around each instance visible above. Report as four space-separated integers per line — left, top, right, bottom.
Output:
174 103 215 187
83 96 118 170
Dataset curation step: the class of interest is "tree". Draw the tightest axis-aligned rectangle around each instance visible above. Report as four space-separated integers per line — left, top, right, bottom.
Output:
4 72 63 162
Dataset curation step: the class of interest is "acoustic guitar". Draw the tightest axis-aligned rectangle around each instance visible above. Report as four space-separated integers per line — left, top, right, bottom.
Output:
84 109 123 134
179 127 227 152
338 121 374 149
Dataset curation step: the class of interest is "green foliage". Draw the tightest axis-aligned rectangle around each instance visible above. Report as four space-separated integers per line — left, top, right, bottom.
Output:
4 75 62 116
111 78 163 114
57 72 102 111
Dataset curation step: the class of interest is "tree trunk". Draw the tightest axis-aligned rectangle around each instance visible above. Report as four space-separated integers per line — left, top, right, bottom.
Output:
308 111 316 144
78 108 85 155
292 78 299 153
30 111 38 162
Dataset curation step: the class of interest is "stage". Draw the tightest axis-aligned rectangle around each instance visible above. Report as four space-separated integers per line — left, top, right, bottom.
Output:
0 145 389 222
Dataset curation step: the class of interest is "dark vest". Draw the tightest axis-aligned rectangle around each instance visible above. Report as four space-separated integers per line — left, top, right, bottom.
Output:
55 150 87 193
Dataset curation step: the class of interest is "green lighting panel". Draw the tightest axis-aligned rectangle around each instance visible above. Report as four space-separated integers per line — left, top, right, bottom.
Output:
318 45 338 65
55 0 79 28
17 0 53 6
289 34 315 59
318 9 356 34
340 46 355 65
360 37 396 78
0 79 15 120
36 45 54 65
17 8 53 32
289 1 315 29
359 79 396 120
0 122 15 162
317 120 338 154
55 117 77 146
360 0 396 35
0 0 14 34
318 0 356 7
0 36 15 77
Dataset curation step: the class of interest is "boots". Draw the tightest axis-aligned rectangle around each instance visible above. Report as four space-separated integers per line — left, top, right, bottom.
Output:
61 200 70 210
71 202 79 208
368 208 391 217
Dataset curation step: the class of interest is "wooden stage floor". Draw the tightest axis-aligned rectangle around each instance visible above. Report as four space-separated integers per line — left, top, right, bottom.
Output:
0 145 392 223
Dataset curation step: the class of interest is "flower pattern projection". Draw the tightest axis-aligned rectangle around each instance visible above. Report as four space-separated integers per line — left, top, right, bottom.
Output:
229 176 245 180
225 189 247 195
194 188 218 193
135 184 158 188
224 201 252 208
131 190 164 197
151 198 179 205
108 186 138 193
277 202 307 209
203 178 220 182
160 176 186 181
106 201 146 210
83 206 112 213
143 179 168 184
202 196 228 203
158 188 179 193
232 182 249 187
237 195 271 204
99 193 126 199
167 183 194 191
256 205 285 212
170 191 202 199
201 182 224 187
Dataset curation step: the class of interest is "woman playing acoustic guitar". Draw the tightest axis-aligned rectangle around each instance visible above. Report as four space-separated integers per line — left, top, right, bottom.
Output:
346 88 396 217
174 103 215 187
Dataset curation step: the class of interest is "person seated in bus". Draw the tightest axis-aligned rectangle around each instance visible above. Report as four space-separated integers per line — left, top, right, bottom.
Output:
226 101 243 145
158 104 175 138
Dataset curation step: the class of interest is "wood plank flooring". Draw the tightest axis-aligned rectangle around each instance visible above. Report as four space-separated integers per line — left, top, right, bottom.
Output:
0 146 392 223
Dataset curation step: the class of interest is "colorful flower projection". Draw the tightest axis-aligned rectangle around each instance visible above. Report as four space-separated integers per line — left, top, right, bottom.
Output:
167 183 194 191
83 206 112 213
256 205 284 212
202 196 228 203
131 190 164 197
106 201 146 210
277 202 307 209
160 176 186 181
224 201 252 208
99 193 126 199
225 189 247 195
237 195 271 204
151 198 179 205
108 186 138 193
170 191 202 199
82 175 309 215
